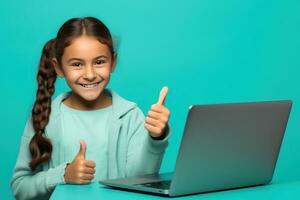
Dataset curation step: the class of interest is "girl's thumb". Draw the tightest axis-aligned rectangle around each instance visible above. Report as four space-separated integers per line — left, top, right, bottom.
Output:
76 140 86 159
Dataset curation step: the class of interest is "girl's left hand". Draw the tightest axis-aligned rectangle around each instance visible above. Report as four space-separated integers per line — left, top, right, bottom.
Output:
145 86 170 139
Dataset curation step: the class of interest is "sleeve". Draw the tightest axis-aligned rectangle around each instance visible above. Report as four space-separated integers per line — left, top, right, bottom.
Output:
10 117 68 200
125 107 171 177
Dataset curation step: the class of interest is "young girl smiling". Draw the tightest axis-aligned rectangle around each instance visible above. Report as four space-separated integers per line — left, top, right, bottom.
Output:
11 16 171 200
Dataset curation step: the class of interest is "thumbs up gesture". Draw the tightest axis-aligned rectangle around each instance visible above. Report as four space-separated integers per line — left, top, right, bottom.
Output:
64 140 96 184
145 86 171 139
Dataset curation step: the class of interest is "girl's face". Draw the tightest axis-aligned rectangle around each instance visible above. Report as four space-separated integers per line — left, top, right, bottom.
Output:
52 35 116 109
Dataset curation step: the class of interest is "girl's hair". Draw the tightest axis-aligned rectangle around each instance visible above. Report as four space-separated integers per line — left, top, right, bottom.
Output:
29 17 115 171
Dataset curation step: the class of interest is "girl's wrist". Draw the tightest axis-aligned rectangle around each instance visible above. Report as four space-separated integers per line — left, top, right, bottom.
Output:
64 163 70 183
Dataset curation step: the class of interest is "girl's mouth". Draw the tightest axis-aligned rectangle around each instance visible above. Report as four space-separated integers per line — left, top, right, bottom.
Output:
79 81 102 89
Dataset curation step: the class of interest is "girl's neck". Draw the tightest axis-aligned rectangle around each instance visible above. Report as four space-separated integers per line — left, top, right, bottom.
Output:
63 90 112 111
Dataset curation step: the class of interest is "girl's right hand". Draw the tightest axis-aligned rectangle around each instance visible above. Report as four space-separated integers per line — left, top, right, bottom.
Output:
64 140 96 184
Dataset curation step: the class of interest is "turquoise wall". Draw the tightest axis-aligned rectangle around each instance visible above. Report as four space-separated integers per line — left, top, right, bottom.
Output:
1 0 300 199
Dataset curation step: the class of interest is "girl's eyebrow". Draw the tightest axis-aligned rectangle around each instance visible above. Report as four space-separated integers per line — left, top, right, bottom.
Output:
67 55 108 62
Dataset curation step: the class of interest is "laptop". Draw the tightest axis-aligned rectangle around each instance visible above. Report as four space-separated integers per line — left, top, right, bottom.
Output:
99 100 292 197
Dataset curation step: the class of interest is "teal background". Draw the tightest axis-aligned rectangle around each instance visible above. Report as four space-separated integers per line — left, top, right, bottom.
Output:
1 0 300 199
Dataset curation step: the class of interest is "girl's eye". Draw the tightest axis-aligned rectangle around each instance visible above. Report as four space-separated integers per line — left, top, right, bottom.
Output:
95 60 106 65
72 62 82 67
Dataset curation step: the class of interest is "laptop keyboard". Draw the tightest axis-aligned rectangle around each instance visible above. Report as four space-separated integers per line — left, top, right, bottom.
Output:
135 180 171 189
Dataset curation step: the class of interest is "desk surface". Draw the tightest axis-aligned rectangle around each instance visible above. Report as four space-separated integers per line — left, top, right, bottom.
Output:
51 180 300 200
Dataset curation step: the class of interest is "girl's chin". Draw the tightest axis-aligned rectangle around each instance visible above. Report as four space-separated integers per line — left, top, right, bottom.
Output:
79 90 103 101
72 87 102 101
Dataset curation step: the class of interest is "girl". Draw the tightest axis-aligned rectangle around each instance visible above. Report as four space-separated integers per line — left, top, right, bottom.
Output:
10 17 171 200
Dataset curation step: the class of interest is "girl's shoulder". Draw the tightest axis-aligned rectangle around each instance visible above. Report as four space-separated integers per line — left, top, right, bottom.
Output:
106 89 141 119
108 89 147 122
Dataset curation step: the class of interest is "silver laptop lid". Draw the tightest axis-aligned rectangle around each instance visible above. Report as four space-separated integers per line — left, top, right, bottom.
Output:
169 100 292 196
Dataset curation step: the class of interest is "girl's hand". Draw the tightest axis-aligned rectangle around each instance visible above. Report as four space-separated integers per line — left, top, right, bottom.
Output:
64 140 96 184
145 87 170 139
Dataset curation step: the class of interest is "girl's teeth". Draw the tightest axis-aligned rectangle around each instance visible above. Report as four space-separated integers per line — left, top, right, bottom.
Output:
82 83 99 88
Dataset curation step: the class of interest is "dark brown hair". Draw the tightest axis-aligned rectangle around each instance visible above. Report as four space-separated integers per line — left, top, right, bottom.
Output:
29 17 115 170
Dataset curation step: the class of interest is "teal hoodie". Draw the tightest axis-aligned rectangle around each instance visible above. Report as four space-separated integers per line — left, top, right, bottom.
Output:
10 89 170 200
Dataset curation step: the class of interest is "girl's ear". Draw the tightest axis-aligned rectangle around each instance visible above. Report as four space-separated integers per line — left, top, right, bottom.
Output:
111 53 118 73
52 58 65 77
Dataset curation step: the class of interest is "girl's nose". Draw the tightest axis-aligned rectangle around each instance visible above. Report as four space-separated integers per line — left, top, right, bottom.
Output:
83 65 96 81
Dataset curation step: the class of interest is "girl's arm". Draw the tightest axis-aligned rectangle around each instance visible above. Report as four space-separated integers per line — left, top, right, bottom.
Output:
10 117 67 200
125 107 171 177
